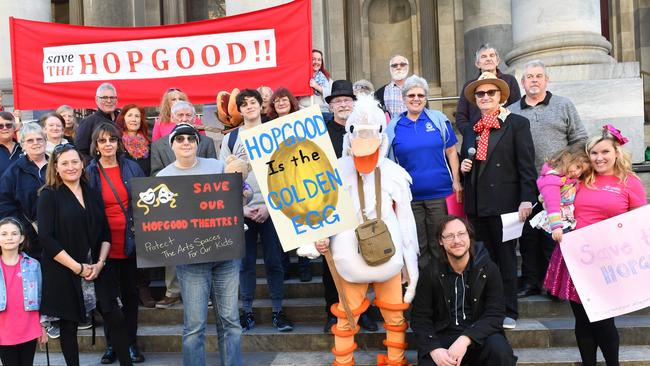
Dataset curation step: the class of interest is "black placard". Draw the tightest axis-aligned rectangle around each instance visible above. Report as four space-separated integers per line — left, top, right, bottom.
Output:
131 174 245 268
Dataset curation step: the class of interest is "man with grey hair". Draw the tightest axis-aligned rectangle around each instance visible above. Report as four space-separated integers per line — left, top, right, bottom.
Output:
456 44 520 158
76 82 120 158
509 59 587 298
352 79 375 97
375 55 410 117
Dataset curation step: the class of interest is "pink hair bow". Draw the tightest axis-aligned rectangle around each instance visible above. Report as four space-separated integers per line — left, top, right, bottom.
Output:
603 124 629 145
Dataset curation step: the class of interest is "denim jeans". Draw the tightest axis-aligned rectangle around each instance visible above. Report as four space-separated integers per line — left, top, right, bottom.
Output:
240 217 285 312
177 260 242 366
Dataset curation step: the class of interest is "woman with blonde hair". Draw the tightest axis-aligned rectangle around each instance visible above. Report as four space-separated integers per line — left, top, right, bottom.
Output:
152 88 205 141
544 125 646 366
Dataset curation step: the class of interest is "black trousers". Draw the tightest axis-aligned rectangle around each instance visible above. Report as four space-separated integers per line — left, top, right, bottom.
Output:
519 204 556 289
103 257 139 347
469 215 518 319
60 311 132 366
0 339 37 366
418 332 516 366
570 301 619 366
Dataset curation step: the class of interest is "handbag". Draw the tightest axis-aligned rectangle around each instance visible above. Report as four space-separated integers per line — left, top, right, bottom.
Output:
98 162 135 236
355 167 395 266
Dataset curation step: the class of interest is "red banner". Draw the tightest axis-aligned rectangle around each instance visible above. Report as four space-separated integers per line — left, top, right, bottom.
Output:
9 0 312 109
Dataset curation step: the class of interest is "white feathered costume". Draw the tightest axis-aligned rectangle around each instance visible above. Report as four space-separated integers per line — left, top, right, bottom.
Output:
299 95 419 366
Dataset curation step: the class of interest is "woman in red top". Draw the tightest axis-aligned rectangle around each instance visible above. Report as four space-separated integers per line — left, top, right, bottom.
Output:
87 123 146 364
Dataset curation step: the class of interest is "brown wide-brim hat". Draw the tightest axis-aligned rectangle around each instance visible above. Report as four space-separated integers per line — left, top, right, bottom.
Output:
464 72 510 105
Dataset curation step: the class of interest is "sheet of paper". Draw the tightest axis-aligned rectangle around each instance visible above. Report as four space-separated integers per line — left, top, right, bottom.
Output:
501 211 524 242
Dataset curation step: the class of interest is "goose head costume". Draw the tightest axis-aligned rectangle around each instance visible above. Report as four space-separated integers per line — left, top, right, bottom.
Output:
300 95 419 366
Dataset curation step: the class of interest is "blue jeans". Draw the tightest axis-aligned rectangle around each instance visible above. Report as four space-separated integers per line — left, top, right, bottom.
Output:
240 217 285 312
177 260 242 366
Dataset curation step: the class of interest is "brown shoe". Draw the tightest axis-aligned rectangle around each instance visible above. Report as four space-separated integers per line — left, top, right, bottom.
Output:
155 295 181 309
138 287 156 308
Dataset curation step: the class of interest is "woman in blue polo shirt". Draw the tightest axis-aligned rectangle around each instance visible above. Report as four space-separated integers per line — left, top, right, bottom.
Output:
386 75 461 269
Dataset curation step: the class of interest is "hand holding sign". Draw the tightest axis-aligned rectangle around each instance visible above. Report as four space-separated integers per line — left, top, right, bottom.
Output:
240 106 358 252
132 174 245 268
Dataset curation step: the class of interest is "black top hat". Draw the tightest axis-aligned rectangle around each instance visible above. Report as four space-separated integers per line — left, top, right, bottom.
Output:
325 80 357 103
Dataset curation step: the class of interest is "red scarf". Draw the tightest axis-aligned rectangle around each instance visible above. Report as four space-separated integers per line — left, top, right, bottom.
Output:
473 109 500 161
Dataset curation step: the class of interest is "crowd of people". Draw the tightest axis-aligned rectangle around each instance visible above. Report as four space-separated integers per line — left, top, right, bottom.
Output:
0 43 646 366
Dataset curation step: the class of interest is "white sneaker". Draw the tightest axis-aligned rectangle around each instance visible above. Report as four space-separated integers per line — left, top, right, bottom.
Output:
503 317 517 329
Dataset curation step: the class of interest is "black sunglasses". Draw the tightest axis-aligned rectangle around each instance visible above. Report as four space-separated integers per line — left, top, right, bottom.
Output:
53 143 76 154
474 89 500 98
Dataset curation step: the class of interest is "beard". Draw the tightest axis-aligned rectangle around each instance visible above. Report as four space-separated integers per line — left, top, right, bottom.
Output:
390 68 409 81
334 110 352 121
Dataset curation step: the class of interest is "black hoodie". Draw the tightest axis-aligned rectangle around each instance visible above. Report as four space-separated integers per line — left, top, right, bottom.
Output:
410 241 507 358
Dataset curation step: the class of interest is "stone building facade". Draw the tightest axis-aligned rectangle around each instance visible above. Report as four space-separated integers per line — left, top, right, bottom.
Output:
1 0 648 159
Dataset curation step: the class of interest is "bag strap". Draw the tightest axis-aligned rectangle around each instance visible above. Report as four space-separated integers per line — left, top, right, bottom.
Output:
97 161 129 219
228 127 240 154
357 167 381 222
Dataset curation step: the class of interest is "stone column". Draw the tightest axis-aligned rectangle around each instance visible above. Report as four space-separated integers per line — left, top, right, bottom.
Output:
69 0 84 25
83 0 130 26
0 0 51 91
505 0 613 69
162 0 184 24
419 0 440 86
225 0 290 15
461 0 512 79
345 0 363 82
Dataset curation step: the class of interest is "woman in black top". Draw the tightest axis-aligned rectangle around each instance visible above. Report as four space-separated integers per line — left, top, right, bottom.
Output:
37 144 133 366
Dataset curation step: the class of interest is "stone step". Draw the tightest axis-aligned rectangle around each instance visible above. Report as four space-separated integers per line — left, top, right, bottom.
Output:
256 257 324 278
44 315 650 353
137 295 650 325
30 346 650 365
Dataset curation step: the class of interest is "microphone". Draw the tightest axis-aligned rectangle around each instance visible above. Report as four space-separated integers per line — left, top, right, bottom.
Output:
467 147 476 161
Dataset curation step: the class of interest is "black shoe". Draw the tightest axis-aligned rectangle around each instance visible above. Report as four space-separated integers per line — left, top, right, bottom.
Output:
129 345 145 363
323 315 337 333
100 346 116 364
299 271 313 282
358 313 378 332
272 310 294 332
240 310 255 331
517 284 541 298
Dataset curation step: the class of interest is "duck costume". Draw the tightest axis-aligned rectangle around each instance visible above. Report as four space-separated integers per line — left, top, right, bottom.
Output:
299 95 419 365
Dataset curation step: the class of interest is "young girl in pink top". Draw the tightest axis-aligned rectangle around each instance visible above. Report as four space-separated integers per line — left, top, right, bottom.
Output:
531 143 590 242
0 217 47 365
544 125 646 366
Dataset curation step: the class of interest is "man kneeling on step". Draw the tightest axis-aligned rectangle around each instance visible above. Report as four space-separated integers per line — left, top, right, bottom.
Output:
411 216 517 366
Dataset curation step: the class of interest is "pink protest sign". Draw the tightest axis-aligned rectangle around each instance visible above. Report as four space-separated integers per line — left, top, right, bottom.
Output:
561 204 650 322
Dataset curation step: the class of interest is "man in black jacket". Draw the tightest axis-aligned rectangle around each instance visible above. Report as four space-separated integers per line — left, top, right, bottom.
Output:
411 216 516 366
76 82 120 159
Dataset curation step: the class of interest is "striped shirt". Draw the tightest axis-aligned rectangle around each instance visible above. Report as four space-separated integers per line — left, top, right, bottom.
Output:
383 82 406 118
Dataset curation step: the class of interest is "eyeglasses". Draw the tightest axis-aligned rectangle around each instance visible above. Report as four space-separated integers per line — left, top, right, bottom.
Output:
97 96 117 102
390 62 408 69
273 97 290 105
330 98 354 106
53 143 76 154
474 89 500 98
24 137 45 144
97 137 119 144
441 231 469 243
173 135 197 143
406 93 426 99
0 123 14 130
167 88 183 93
